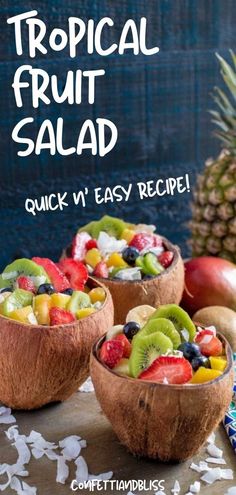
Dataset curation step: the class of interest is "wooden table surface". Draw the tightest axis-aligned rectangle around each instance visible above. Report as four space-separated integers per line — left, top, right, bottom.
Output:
0 390 235 495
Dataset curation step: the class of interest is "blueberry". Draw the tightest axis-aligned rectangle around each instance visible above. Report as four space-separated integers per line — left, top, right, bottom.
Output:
143 275 155 280
191 355 210 371
123 321 140 340
61 288 74 295
37 283 55 295
122 247 140 266
0 287 12 294
178 342 201 361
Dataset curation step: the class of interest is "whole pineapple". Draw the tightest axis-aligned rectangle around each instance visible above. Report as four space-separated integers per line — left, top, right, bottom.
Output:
190 51 236 263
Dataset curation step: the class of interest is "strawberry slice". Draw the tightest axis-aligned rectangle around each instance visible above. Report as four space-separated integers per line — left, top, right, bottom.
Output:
153 234 163 247
93 261 109 279
50 307 76 326
115 334 132 358
195 330 222 357
71 232 91 261
129 233 156 252
58 258 88 290
139 356 193 384
158 251 174 268
100 339 124 368
32 257 70 292
17 276 35 293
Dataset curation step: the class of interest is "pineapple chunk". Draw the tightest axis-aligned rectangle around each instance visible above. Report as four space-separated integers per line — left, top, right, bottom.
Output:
85 248 101 268
51 293 70 309
76 307 96 319
9 306 37 325
120 228 135 243
33 294 51 325
89 287 106 304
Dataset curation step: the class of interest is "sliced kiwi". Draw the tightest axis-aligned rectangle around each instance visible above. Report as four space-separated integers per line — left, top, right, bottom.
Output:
0 289 33 316
0 259 50 289
67 291 91 313
143 253 164 276
136 317 181 349
79 220 100 238
135 256 145 271
149 304 196 342
129 332 173 378
98 215 126 239
79 216 126 239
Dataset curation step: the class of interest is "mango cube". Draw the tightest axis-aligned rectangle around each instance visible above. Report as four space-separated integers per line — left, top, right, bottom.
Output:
209 356 227 372
190 367 222 384
106 252 127 268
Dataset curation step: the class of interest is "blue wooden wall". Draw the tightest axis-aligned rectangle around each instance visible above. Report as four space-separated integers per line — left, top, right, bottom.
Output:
0 0 235 270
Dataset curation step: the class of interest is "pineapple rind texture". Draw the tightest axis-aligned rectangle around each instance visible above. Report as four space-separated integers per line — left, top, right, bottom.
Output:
190 51 236 263
190 151 236 263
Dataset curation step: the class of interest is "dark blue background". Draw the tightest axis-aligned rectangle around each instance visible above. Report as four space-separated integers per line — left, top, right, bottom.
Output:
0 0 235 270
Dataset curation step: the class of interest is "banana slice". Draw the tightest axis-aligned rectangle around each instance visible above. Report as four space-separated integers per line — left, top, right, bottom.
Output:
106 325 124 341
126 305 156 328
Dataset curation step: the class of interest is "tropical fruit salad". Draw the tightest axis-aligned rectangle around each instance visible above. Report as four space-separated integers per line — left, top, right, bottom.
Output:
99 304 228 384
65 215 174 281
0 257 106 326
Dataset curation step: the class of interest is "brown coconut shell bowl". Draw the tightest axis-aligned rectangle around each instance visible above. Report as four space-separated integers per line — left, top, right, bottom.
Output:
90 333 234 462
62 237 185 324
0 278 113 410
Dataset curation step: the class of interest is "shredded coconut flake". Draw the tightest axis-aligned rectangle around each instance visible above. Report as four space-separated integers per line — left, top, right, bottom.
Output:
97 232 127 257
75 456 89 483
207 431 216 444
207 443 223 458
206 457 226 464
56 456 69 484
13 439 31 465
114 267 142 281
171 480 180 493
190 461 210 473
200 467 233 484
189 481 201 493
181 328 190 342
0 407 16 425
79 377 94 393
59 435 83 460
205 325 217 335
224 488 236 495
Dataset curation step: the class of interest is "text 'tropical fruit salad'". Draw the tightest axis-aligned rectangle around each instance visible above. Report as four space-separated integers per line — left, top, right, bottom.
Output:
65 215 174 281
0 257 106 326
99 304 228 384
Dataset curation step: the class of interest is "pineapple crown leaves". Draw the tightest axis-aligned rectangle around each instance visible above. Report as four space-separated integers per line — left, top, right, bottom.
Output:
209 50 236 154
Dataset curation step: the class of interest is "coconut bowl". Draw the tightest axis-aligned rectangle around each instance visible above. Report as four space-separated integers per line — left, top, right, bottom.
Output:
0 278 113 410
62 237 185 324
90 333 234 462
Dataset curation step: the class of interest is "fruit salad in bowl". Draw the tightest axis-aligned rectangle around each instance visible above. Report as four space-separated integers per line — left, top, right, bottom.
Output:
90 304 234 461
0 257 106 325
0 257 113 410
62 215 185 323
98 304 229 384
